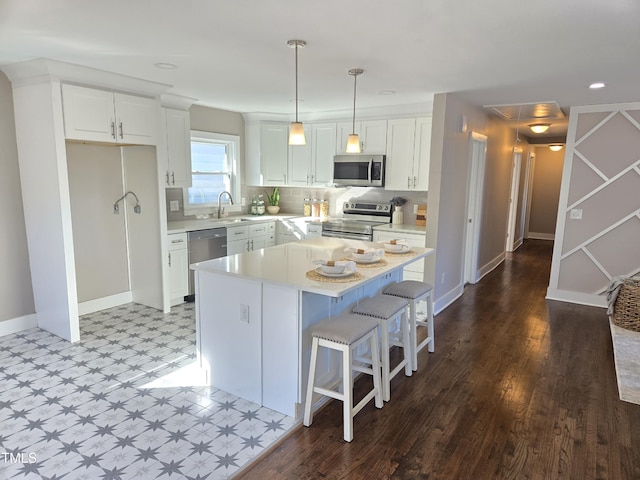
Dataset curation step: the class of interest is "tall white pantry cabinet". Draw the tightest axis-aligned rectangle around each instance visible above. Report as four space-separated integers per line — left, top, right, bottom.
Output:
4 59 191 342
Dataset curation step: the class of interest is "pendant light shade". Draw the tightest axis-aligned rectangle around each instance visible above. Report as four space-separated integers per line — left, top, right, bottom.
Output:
347 68 363 153
287 40 306 145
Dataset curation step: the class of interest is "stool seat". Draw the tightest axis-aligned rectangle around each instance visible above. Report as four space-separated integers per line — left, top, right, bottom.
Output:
353 294 411 402
304 313 383 442
351 295 408 319
383 280 435 371
312 314 379 345
384 280 433 299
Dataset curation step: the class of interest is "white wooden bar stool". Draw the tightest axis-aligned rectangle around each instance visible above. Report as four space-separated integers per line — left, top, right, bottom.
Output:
303 313 383 442
383 280 434 371
352 295 412 402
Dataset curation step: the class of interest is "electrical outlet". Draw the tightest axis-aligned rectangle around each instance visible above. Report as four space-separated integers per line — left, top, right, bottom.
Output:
169 200 179 212
241 197 246 206
413 204 419 214
240 304 249 323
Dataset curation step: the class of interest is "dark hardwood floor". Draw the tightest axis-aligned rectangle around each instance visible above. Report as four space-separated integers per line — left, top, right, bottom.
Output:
238 240 640 479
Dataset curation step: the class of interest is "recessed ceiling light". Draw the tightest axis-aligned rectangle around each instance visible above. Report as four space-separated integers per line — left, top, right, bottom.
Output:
154 63 177 70
589 82 606 89
378 90 396 95
549 144 564 151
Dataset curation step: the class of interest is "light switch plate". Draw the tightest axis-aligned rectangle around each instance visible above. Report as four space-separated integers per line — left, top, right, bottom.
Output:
570 208 583 220
170 200 179 212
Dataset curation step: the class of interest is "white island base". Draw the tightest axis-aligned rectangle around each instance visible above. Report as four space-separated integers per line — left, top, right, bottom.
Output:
193 237 433 418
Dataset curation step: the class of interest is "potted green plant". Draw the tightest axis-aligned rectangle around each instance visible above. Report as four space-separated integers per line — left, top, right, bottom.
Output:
265 187 280 214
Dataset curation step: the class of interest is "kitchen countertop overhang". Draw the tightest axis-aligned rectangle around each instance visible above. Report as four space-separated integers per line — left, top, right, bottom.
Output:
167 214 324 234
191 237 433 298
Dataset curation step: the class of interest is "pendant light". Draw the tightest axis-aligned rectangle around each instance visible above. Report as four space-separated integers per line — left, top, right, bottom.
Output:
287 40 306 145
346 68 363 153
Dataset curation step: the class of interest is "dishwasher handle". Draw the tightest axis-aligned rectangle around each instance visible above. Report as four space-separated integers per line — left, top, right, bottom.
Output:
187 228 227 241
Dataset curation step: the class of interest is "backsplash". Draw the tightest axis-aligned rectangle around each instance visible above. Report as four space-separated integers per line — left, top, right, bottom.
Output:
166 186 427 223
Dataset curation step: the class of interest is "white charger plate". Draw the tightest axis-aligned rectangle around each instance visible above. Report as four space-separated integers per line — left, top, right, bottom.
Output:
315 267 354 278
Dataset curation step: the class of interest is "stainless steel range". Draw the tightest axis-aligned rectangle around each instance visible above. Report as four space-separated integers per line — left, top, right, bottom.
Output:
322 200 392 241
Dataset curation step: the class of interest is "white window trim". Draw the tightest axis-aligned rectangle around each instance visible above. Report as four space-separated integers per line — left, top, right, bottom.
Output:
183 130 241 216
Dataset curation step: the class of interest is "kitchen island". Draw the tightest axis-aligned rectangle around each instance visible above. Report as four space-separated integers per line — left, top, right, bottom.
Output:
192 237 434 418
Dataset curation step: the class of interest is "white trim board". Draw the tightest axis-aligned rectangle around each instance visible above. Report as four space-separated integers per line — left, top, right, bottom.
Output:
527 232 555 241
434 284 464 316
476 252 506 284
0 313 38 337
546 288 607 308
78 292 133 316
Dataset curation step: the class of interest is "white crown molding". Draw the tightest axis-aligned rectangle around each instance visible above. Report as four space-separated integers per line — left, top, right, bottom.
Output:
160 92 199 109
2 58 171 96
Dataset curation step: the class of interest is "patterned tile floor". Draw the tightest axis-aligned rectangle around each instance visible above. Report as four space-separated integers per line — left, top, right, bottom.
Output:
0 303 296 480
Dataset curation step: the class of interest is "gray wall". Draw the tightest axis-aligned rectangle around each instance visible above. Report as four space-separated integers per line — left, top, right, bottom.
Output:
549 103 640 304
427 92 532 310
528 146 564 237
67 143 130 302
0 71 34 323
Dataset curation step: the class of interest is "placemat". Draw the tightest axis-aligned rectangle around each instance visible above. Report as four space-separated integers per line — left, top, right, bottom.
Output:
384 249 418 257
306 269 364 283
340 257 388 268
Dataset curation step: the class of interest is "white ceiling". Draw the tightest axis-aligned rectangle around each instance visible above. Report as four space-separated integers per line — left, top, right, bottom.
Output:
2 0 640 135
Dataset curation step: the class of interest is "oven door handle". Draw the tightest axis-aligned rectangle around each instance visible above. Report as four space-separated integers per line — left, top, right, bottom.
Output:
368 160 373 184
322 230 372 241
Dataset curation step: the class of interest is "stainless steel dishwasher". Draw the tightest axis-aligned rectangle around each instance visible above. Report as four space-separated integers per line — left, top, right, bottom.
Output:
187 227 227 299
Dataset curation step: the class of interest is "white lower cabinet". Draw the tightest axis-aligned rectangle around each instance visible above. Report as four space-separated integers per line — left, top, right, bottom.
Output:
227 222 275 254
168 233 188 306
373 230 426 281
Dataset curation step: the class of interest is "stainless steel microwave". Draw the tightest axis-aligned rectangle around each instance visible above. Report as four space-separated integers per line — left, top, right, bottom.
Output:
332 154 385 187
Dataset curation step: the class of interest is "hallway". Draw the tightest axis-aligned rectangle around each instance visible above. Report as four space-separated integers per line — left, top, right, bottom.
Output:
238 240 640 479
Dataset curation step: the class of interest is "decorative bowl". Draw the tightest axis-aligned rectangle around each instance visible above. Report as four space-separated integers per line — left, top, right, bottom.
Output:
320 263 346 274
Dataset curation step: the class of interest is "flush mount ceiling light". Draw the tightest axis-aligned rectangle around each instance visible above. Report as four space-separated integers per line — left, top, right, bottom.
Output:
346 68 364 153
529 123 550 134
154 62 177 69
589 82 606 89
549 144 564 151
287 39 306 146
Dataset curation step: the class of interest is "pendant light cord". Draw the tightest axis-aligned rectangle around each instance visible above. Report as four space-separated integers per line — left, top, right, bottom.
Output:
352 73 357 134
295 42 299 123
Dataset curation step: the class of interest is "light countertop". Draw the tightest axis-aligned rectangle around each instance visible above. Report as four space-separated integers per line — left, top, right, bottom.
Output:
192 237 433 298
167 214 323 234
373 224 426 235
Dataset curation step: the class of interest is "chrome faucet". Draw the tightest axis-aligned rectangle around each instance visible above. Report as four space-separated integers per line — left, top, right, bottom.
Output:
217 191 234 218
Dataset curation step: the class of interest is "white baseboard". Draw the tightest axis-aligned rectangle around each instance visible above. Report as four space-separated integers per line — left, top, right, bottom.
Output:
512 238 523 251
528 232 555 241
476 252 506 283
78 292 133 316
0 313 38 337
546 288 607 308
434 283 464 315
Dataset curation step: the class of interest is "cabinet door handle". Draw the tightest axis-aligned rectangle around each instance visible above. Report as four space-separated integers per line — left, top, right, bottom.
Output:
408 176 411 188
311 174 314 184
171 172 175 185
251 240 254 250
413 176 417 187
166 171 170 185
111 121 116 139
168 252 172 267
306 174 309 185
118 122 124 139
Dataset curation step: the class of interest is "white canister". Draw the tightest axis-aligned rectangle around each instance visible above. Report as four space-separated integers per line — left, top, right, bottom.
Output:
392 206 404 225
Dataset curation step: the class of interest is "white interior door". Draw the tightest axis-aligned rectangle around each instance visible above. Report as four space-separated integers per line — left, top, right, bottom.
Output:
464 133 487 285
506 150 522 252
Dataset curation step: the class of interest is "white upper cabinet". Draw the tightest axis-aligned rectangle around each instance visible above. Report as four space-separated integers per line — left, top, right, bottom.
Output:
288 123 336 186
261 123 289 185
385 117 432 191
61 84 157 145
336 120 387 154
163 108 192 188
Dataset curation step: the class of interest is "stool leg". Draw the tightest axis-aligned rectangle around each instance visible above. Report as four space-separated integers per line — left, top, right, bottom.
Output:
410 300 418 371
343 343 353 442
303 337 319 427
402 309 412 377
370 331 383 409
427 294 435 352
380 319 391 402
